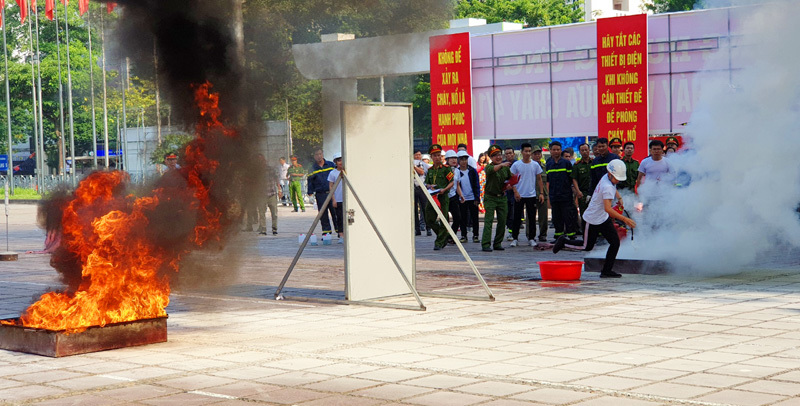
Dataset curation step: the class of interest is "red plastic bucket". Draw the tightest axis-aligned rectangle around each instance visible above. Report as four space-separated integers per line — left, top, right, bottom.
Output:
537 261 583 281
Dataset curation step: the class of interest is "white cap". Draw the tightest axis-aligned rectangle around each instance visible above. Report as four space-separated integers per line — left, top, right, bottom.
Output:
422 154 431 160
333 153 342 160
457 150 470 158
444 150 458 159
607 159 627 181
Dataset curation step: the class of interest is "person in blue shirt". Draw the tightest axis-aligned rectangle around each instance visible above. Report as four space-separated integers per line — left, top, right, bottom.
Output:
307 149 336 235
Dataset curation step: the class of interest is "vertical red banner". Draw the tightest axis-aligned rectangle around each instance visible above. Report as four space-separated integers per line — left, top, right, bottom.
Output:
597 14 648 162
429 33 473 155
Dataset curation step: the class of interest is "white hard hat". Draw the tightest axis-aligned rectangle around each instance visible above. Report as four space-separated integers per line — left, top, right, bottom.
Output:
333 153 342 160
444 150 458 159
422 154 431 160
607 159 627 181
457 150 470 158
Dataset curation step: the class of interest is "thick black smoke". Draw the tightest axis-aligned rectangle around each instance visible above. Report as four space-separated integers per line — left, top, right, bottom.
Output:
112 0 248 124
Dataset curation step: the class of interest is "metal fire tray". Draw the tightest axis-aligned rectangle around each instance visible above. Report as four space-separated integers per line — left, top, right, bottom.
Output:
584 258 670 275
0 316 167 357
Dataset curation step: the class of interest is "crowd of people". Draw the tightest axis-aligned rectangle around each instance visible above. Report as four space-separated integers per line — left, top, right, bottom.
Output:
236 134 680 277
415 136 680 277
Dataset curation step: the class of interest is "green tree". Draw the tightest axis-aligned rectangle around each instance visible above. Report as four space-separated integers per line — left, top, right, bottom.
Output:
455 0 584 27
0 3 160 174
644 0 697 13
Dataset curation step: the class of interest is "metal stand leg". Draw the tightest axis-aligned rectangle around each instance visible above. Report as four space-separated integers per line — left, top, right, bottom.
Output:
275 175 341 299
342 175 426 310
414 171 495 301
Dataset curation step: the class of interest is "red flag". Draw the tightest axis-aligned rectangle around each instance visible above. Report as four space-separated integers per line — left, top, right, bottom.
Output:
45 0 53 20
78 0 87 16
15 0 28 23
107 2 116 13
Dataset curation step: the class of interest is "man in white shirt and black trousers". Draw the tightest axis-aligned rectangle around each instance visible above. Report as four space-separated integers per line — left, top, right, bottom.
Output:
509 143 545 247
553 159 637 278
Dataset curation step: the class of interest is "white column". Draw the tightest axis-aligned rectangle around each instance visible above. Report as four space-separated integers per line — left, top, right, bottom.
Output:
321 78 357 159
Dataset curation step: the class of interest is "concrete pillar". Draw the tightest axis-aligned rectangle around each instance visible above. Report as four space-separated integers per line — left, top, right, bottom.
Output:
321 78 357 158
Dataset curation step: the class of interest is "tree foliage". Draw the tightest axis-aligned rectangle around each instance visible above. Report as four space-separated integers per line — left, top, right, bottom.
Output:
0 3 162 174
644 0 697 13
455 0 584 27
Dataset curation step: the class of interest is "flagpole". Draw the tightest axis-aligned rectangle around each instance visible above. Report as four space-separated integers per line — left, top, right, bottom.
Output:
2 6 13 194
53 2 66 176
33 3 45 192
153 39 161 145
62 1 75 186
100 10 108 168
27 11 41 192
121 58 127 170
86 7 97 169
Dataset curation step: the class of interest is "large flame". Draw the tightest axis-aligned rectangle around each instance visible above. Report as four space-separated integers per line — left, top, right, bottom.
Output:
1 83 234 333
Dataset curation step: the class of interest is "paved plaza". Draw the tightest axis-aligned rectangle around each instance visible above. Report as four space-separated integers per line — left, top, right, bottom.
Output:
1 203 799 405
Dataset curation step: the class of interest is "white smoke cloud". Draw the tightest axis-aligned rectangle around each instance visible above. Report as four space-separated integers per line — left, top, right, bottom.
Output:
617 1 800 273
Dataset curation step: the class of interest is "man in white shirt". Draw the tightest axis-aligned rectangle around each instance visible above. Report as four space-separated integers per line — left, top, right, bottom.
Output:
278 157 290 206
509 142 545 247
636 139 674 198
327 154 345 243
553 159 636 278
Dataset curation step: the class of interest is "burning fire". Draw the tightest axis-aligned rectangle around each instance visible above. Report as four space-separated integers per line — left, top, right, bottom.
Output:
1 83 234 333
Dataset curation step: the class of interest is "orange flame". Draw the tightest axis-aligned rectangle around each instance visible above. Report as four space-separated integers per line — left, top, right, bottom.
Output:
1 82 233 333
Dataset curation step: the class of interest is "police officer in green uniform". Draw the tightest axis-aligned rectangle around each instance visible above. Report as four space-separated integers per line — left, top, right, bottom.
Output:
424 144 455 250
287 156 306 212
571 143 592 230
482 145 512 252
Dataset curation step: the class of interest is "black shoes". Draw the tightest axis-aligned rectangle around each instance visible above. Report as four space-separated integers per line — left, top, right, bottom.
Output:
553 235 567 254
482 247 492 252
415 230 422 236
493 246 505 251
433 245 442 251
600 271 622 278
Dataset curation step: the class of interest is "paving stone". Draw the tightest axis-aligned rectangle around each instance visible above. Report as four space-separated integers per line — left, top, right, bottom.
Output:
402 374 480 389
140 392 224 405
160 374 238 391
298 394 383 406
302 376 380 392
247 387 328 404
456 381 533 396
571 375 650 390
669 372 752 388
352 383 434 400
630 381 716 398
695 389 786 406
572 396 664 406
36 393 121 406
98 384 183 402
404 390 490 406
511 388 596 404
